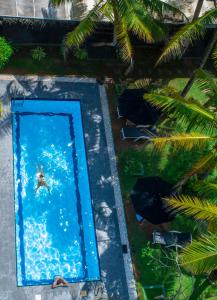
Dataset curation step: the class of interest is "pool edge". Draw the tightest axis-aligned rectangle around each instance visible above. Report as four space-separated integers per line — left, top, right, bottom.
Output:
98 84 138 300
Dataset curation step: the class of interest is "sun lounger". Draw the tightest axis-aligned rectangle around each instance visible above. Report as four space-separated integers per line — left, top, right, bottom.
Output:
117 105 124 118
121 126 155 141
152 230 192 249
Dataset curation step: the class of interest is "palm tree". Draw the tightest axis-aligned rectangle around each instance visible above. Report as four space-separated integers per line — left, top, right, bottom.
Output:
51 0 184 73
157 7 217 65
157 5 217 95
192 0 205 21
144 69 217 188
165 194 217 299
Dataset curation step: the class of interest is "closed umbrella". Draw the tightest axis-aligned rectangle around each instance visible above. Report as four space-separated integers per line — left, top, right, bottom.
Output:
118 89 160 125
131 176 174 224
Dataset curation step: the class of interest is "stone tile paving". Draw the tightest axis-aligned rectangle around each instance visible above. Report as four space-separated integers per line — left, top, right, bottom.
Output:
0 76 137 300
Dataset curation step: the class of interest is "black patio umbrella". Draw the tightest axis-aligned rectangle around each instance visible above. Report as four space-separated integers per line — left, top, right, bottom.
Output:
118 89 161 125
131 176 175 224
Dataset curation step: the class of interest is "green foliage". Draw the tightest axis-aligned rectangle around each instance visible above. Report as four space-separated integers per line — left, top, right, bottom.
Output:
51 0 185 67
158 7 217 64
171 215 201 238
118 144 208 197
180 234 217 275
73 48 88 60
165 195 217 223
31 47 46 62
0 37 13 69
193 180 217 201
168 78 208 103
145 72 217 187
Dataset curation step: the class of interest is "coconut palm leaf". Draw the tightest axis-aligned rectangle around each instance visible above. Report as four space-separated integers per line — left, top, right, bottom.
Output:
180 234 217 274
52 0 177 66
142 0 187 21
127 4 166 42
64 1 104 49
114 15 133 63
100 1 113 22
157 8 217 64
185 150 217 180
194 69 217 107
144 87 216 129
193 180 217 199
128 78 152 89
165 195 217 222
212 42 217 68
150 133 213 151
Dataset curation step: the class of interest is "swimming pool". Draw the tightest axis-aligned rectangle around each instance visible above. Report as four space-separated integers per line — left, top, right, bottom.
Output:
12 99 100 286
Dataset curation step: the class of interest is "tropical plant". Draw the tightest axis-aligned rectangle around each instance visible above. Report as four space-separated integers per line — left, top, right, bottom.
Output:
0 37 13 70
31 47 46 61
157 4 217 96
73 47 88 60
164 193 217 299
157 7 217 65
144 69 217 188
51 0 185 73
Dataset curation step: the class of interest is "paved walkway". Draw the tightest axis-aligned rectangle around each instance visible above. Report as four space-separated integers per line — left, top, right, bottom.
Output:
0 75 137 300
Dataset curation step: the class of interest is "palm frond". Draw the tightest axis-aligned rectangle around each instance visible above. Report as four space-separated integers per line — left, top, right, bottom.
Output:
165 194 217 222
180 234 217 274
157 8 217 64
185 150 217 180
144 87 216 129
150 133 213 151
100 1 114 22
128 78 152 89
142 0 187 21
127 5 166 42
212 42 217 68
114 15 133 63
193 180 217 200
64 1 104 49
194 69 217 107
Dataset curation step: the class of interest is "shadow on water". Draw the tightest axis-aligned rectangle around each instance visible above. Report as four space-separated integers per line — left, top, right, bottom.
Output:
1 76 129 299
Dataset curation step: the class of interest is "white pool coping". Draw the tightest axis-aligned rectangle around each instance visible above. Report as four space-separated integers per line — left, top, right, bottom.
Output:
99 85 137 300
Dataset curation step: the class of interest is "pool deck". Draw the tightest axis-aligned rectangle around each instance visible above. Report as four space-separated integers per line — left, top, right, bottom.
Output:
0 76 137 300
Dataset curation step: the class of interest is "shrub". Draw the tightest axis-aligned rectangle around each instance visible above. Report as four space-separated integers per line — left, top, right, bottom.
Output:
31 47 46 61
0 37 13 69
73 48 88 60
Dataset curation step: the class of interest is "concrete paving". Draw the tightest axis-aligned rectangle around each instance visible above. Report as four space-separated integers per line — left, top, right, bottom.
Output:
0 76 137 300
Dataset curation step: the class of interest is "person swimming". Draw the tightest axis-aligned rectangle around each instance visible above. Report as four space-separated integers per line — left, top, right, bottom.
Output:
36 164 50 192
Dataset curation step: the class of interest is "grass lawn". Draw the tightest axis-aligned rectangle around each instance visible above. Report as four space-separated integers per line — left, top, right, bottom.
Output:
168 78 208 102
118 146 197 299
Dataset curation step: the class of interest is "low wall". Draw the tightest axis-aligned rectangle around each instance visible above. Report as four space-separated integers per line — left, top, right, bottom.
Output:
0 16 214 60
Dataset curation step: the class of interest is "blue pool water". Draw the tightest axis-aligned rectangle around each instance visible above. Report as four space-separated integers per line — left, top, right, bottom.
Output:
12 99 100 286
